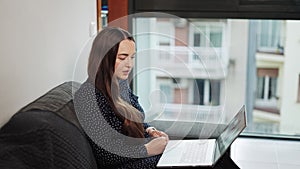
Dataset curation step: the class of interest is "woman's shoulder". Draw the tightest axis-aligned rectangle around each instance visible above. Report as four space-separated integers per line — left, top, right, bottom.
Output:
74 80 106 103
75 81 93 97
118 79 139 101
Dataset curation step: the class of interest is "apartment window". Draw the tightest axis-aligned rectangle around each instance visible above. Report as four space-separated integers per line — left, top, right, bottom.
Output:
257 20 284 54
193 79 205 105
189 21 226 67
192 23 223 48
210 26 222 47
157 78 190 104
210 80 221 105
193 33 201 46
159 84 172 103
256 76 277 100
193 79 221 106
256 68 278 100
255 68 279 114
157 21 174 46
156 77 221 106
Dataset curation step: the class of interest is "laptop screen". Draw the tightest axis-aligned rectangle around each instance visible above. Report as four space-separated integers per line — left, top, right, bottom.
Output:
213 106 246 163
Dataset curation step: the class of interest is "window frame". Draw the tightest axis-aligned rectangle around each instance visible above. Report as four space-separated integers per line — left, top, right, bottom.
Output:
130 0 300 19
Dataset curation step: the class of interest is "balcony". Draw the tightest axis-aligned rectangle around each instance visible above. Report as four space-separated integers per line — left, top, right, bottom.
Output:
146 103 227 138
146 103 226 123
153 46 229 79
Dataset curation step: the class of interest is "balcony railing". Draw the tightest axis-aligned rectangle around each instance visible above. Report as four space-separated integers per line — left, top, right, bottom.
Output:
153 46 228 78
146 103 226 123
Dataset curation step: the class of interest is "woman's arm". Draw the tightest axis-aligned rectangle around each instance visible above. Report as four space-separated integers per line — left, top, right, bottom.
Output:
128 86 169 140
74 83 148 159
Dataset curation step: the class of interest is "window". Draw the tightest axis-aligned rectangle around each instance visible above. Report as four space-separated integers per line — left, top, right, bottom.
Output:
210 80 221 106
157 21 174 46
193 79 221 106
133 16 300 137
191 23 224 48
256 68 278 100
210 26 222 47
159 84 172 103
257 20 284 54
193 33 201 47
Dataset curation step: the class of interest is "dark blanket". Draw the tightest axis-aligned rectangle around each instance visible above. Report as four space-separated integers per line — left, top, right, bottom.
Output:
0 82 97 169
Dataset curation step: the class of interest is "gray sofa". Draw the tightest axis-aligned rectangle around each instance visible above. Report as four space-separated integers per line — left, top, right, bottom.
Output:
0 82 98 169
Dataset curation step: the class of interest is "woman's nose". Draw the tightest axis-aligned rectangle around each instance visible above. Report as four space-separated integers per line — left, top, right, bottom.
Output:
125 57 134 67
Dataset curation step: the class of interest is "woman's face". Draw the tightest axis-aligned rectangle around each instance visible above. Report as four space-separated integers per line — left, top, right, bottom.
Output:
114 39 136 80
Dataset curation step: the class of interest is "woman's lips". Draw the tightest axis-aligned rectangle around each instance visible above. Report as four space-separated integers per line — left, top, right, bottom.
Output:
123 70 130 74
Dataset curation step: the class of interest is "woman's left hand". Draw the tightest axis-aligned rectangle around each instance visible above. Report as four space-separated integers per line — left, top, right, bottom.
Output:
147 127 169 141
157 131 169 141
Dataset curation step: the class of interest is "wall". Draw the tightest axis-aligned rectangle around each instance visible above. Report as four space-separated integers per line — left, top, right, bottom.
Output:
280 21 300 134
224 19 248 120
0 0 96 127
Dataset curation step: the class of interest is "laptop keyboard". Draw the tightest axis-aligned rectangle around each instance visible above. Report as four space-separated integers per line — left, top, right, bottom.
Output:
180 141 208 163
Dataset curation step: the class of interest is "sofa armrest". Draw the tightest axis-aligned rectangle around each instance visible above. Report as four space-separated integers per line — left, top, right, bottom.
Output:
0 110 97 169
0 81 97 169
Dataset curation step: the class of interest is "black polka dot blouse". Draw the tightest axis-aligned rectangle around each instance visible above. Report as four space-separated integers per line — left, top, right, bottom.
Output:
74 79 161 169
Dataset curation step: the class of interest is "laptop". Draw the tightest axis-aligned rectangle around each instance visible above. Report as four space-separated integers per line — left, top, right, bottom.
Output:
157 105 246 168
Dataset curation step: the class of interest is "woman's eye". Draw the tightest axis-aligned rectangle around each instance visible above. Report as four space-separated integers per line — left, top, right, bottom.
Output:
118 57 126 60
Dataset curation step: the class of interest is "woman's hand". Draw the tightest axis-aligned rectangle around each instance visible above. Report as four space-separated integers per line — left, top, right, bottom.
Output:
146 127 169 141
145 127 169 156
145 137 168 156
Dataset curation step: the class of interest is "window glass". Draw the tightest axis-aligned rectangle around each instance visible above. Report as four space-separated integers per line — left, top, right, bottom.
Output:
257 20 284 54
132 16 300 138
209 26 222 47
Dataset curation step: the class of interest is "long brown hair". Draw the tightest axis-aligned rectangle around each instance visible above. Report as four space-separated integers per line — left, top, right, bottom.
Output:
87 27 145 138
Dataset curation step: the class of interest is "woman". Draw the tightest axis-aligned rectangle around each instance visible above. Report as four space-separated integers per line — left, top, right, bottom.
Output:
74 27 169 169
